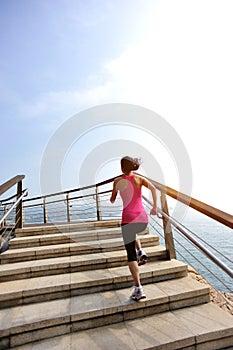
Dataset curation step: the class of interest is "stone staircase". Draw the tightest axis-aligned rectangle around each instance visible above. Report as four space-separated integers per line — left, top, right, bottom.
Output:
0 220 232 350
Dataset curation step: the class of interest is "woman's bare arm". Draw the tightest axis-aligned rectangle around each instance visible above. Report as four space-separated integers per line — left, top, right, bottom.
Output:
141 177 158 215
110 179 118 203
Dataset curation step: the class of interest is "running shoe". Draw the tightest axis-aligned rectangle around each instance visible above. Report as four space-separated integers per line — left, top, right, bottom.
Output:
131 286 137 299
137 249 148 266
131 288 146 301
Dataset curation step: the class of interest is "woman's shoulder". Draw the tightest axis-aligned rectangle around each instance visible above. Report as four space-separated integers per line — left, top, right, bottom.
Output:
134 174 144 181
114 176 123 183
114 176 128 191
133 174 148 187
113 176 124 188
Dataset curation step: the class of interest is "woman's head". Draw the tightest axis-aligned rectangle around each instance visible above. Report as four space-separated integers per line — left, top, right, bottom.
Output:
121 156 141 174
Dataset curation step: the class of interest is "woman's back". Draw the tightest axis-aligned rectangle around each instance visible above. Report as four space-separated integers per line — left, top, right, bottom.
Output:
118 174 147 224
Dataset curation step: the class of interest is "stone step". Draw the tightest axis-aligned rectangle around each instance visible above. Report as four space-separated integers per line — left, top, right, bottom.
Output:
9 227 133 249
0 276 211 349
0 246 168 282
0 260 187 308
2 219 231 350
15 220 121 237
0 234 159 264
7 303 232 350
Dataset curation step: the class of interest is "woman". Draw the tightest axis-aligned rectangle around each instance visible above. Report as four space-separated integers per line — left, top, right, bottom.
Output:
110 156 158 301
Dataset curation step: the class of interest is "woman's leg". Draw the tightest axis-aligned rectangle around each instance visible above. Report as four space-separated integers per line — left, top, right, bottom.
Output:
136 239 141 251
122 223 146 286
135 223 148 265
122 225 146 300
122 224 140 287
135 223 147 251
128 261 140 287
124 236 141 287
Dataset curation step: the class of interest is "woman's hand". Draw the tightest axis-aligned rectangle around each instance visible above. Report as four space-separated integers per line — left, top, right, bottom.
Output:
150 207 163 218
150 206 158 215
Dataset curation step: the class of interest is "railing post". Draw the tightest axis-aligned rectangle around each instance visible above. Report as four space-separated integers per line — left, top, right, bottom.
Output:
66 194 71 222
43 197 48 224
95 186 102 221
15 180 23 229
3 206 7 227
22 204 25 227
160 192 176 259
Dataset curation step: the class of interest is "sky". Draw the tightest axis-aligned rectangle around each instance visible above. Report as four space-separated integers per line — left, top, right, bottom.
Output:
0 0 232 214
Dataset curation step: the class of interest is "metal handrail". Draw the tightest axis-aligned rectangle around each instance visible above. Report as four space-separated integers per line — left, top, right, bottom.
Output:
147 210 232 292
0 189 28 226
143 196 233 279
147 177 233 229
160 210 233 279
3 174 232 231
0 193 18 204
19 174 233 229
23 189 112 208
23 176 118 202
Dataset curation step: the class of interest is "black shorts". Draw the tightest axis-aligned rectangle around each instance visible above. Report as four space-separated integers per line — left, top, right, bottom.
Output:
121 222 147 262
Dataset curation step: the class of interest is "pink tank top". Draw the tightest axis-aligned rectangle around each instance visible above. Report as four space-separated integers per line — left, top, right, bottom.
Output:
120 174 148 224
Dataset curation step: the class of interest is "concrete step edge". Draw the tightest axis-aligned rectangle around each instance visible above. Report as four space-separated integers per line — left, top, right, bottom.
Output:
9 227 124 248
0 246 168 281
15 220 121 236
0 276 210 341
4 303 232 350
0 235 159 264
9 228 152 249
0 260 188 307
